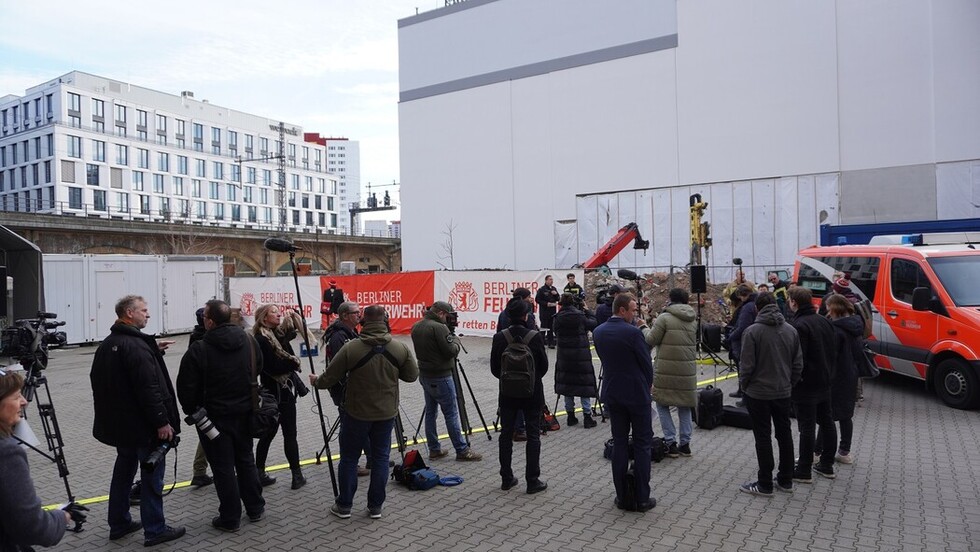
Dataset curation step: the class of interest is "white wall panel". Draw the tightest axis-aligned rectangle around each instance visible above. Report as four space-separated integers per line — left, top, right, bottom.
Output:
635 191 656 272
706 183 734 282
774 178 799 272
674 0 840 184
750 180 777 273
554 221 577 269
651 189 673 268
936 161 980 220
932 1 980 162
815 173 841 228
615 192 638 269
837 0 935 170
577 195 598 265
796 175 818 247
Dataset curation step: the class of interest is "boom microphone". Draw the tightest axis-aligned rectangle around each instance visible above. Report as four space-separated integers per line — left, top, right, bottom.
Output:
617 269 638 281
264 237 301 253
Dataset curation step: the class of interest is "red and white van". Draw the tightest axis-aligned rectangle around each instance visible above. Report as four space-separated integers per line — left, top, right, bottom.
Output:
794 233 980 409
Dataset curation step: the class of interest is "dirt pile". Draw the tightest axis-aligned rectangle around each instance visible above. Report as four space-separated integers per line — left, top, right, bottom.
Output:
585 270 732 327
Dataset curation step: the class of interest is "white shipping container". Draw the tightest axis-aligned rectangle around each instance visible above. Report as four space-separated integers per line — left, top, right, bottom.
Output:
43 254 223 343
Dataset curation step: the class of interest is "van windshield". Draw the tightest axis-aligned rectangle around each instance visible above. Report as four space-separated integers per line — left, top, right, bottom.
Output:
928 256 980 307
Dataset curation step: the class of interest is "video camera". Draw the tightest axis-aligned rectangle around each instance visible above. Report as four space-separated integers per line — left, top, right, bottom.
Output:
445 311 459 333
1 311 67 369
594 284 613 307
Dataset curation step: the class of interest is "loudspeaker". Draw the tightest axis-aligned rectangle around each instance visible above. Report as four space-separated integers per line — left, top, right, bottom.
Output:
690 265 707 293
701 324 722 353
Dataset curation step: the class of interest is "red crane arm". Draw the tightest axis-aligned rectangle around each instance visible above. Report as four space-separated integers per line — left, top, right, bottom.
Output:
581 223 650 269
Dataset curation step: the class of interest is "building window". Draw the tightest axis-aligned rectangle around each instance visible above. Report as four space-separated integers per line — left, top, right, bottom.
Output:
153 174 164 193
231 204 241 221
196 159 206 177
192 179 202 198
226 183 237 201
159 197 170 218
243 186 253 203
140 194 151 215
69 114 81 128
133 171 144 191
94 120 105 133
247 167 256 184
138 148 149 169
177 155 188 175
93 190 107 211
156 114 167 132
259 188 268 204
291 174 299 190
315 195 322 209
44 160 51 183
173 176 184 196
209 181 219 200
115 105 126 123
197 201 207 219
67 135 82 158
231 164 240 182
228 130 237 149
68 187 82 209
214 203 224 220
116 192 129 213
116 144 128 165
116 124 126 137
68 92 81 112
86 164 99 186
262 169 271 186
176 119 185 136
331 213 337 227
260 137 269 154
301 194 309 208
137 129 147 141
93 99 104 118
137 109 148 127
212 161 223 180
93 140 106 162
248 206 257 223
158 152 169 172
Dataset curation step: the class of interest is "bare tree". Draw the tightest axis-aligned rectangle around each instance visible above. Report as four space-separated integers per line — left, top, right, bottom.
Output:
436 219 457 270
163 221 218 255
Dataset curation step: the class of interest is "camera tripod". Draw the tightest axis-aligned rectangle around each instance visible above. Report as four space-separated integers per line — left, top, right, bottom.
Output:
9 344 84 531
413 338 492 446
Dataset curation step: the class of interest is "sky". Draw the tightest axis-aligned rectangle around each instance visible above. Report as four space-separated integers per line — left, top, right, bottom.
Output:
0 0 447 225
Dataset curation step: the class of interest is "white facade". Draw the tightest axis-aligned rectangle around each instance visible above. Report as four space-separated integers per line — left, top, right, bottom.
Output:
0 71 345 233
398 0 980 271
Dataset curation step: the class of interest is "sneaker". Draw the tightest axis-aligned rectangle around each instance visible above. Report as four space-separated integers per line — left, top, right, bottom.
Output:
429 449 450 460
513 431 528 442
835 451 854 465
109 519 142 540
144 526 185 547
813 464 836 479
583 414 597 428
368 506 382 519
666 442 679 458
677 443 692 457
190 474 213 488
739 481 773 497
776 482 794 493
330 504 351 519
567 413 579 426
792 472 813 484
456 449 483 461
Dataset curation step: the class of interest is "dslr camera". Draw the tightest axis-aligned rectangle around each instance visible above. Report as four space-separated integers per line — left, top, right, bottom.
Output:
185 408 220 441
142 436 180 471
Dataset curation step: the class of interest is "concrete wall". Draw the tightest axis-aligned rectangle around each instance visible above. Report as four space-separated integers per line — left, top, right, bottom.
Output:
398 0 980 270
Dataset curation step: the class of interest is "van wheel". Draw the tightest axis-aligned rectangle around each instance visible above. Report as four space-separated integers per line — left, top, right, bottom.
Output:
935 358 980 410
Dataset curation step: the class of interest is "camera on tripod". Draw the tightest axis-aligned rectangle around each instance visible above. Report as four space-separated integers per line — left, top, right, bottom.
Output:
445 311 459 333
0 311 67 366
185 408 220 440
143 436 180 471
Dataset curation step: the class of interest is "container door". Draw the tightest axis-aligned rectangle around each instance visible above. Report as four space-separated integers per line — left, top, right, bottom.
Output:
95 271 125 336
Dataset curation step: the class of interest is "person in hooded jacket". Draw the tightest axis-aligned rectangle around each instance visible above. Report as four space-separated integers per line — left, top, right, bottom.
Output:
644 288 698 457
177 300 265 532
552 293 598 428
786 287 838 482
310 305 419 519
738 293 803 497
818 294 863 465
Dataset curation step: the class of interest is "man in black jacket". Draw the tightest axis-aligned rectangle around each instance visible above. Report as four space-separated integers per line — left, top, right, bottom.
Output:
787 287 838 482
90 295 185 547
491 300 548 494
534 275 560 348
177 300 266 532
188 307 213 488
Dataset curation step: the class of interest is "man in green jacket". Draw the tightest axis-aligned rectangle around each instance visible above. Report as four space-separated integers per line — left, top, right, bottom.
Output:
310 305 419 520
645 288 698 458
410 301 482 461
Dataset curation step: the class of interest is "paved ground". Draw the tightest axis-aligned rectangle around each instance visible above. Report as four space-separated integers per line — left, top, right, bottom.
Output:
16 333 980 551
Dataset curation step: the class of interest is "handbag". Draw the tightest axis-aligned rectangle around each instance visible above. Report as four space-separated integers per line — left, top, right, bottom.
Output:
248 334 280 439
858 343 880 379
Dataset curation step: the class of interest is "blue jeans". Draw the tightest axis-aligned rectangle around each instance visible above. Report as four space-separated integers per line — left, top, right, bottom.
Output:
107 446 166 539
420 375 468 454
656 403 693 446
336 413 394 510
565 396 592 415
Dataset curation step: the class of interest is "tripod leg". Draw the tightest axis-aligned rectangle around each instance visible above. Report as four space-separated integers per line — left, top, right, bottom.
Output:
456 361 492 441
413 411 425 446
451 367 472 447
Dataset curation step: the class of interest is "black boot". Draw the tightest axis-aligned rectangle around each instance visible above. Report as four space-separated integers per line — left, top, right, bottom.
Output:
567 413 579 426
258 471 276 487
583 414 597 428
291 468 307 490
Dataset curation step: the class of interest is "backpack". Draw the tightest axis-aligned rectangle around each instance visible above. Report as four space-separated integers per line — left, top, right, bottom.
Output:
499 328 538 399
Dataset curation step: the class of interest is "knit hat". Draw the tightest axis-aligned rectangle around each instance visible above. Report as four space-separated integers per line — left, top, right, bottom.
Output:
431 301 455 314
832 277 852 294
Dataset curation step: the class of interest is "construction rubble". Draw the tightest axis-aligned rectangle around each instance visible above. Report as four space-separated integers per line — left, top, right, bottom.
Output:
584 270 732 327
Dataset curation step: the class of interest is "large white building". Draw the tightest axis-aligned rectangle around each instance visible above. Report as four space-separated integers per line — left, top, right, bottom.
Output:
398 0 980 274
0 71 356 234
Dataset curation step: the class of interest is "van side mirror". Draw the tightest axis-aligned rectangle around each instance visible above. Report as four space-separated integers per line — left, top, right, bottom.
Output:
911 287 931 311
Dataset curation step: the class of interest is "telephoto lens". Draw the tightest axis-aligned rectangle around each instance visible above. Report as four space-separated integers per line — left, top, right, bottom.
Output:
142 436 180 471
186 408 220 441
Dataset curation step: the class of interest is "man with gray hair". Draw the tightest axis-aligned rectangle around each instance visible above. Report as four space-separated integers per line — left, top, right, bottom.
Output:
321 301 371 476
91 295 185 546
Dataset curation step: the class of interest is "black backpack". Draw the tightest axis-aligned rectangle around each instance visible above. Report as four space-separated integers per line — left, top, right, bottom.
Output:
499 329 538 398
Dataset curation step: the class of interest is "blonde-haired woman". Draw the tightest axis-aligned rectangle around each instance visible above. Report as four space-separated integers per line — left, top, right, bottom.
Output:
0 369 72 550
252 304 307 490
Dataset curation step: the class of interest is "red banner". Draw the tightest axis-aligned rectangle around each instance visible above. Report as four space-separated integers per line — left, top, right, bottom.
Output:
320 272 434 334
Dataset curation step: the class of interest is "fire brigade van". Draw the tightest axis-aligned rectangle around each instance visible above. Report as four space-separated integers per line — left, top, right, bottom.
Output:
794 233 980 410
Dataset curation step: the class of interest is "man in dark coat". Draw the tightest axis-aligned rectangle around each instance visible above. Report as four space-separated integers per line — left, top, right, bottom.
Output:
593 294 656 512
787 287 838 482
738 293 803 497
491 300 549 494
534 275 560 348
322 280 345 325
496 288 537 332
594 284 625 326
188 307 213 488
177 300 265 532
552 293 598 428
728 285 758 401
90 295 185 547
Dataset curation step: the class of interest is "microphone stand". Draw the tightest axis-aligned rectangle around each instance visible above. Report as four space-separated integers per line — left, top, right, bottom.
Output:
284 248 338 497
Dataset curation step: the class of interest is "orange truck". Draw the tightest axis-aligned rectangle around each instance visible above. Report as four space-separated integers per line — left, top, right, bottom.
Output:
794 232 980 409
